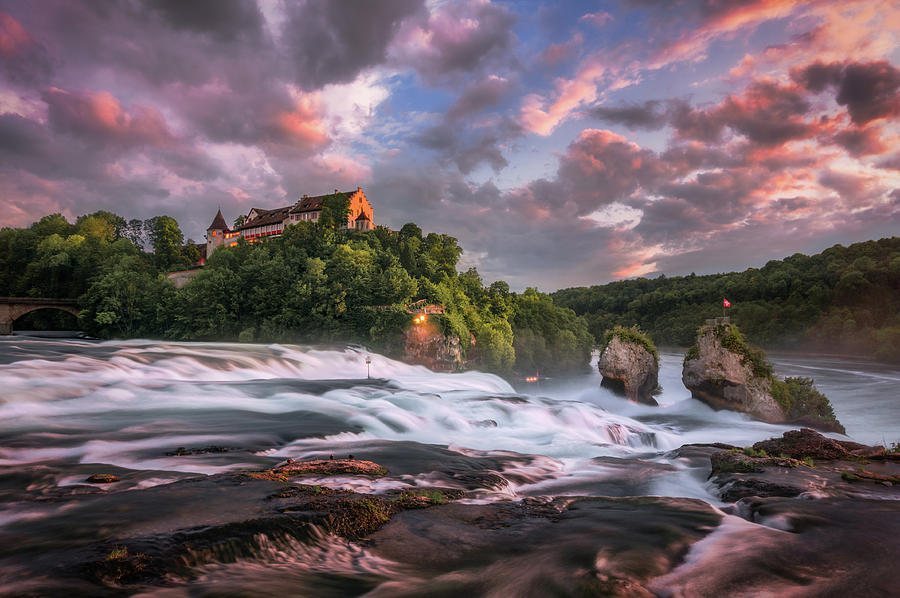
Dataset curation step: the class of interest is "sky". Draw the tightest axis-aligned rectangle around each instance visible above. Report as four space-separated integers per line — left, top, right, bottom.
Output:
1 0 898 290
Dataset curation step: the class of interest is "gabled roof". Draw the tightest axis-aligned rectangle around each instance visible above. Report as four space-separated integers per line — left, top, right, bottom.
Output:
207 209 229 231
238 205 293 230
236 190 364 230
290 190 358 213
355 212 371 221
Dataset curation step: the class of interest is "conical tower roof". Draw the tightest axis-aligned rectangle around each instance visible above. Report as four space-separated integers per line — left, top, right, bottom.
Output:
208 209 229 231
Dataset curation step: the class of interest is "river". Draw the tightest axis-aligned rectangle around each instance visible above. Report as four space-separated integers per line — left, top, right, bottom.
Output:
0 337 898 596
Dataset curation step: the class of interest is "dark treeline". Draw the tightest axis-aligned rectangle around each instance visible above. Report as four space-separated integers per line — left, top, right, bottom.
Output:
0 207 592 376
552 237 900 363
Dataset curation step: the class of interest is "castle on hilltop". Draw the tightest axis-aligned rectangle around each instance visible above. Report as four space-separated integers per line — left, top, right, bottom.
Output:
206 187 374 256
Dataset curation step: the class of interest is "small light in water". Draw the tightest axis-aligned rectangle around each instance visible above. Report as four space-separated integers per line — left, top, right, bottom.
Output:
526 376 539 383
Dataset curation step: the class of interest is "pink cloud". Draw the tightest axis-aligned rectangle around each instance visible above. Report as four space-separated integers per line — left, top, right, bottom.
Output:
539 33 582 66
519 57 608 135
42 88 174 147
0 11 30 55
275 95 329 149
580 11 613 28
648 0 800 70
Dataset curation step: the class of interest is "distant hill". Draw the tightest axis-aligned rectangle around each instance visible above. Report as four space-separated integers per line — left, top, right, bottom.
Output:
551 237 900 362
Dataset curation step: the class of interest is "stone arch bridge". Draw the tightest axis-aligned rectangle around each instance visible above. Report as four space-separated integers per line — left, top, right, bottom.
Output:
0 297 80 335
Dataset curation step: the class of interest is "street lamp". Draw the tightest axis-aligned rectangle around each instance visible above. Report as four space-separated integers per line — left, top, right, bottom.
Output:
365 356 372 379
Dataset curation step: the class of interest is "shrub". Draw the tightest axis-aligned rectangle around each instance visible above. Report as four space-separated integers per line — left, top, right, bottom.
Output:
771 377 838 423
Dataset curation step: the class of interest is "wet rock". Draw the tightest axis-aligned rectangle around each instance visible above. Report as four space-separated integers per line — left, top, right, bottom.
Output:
598 331 659 405
752 428 856 460
707 431 900 504
166 445 234 456
249 458 388 482
710 449 801 476
85 474 119 484
366 496 721 597
651 496 900 596
718 479 806 502
3 473 459 593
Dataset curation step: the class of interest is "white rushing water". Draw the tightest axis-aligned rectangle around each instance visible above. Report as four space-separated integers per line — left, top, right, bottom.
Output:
0 338 897 506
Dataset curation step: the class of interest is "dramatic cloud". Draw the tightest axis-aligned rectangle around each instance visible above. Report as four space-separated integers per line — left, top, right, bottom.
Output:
391 0 518 83
43 88 174 148
830 127 886 157
0 11 51 85
589 101 668 130
0 0 897 287
446 75 514 120
284 0 423 89
793 60 900 125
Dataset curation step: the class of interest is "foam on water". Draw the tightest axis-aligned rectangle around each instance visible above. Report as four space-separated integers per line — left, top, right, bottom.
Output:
1 338 896 506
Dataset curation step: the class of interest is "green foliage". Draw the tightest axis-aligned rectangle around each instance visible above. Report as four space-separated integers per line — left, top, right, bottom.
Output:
144 215 187 271
510 288 593 375
770 376 839 426
742 447 769 458
0 210 592 376
320 193 351 229
107 546 128 561
801 456 815 467
552 237 900 363
603 325 659 362
683 343 700 364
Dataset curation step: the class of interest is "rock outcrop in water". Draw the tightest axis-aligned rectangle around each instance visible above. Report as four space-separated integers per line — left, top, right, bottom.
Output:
598 327 659 405
682 319 843 432
404 324 463 371
708 429 900 501
652 433 900 596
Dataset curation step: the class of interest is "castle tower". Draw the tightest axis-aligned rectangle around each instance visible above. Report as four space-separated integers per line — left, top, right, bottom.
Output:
206 209 229 257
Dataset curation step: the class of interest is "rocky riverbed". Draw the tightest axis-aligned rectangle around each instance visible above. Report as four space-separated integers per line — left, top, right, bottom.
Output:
1 339 899 596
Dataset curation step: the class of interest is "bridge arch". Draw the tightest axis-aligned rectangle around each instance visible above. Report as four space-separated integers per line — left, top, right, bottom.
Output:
0 298 81 335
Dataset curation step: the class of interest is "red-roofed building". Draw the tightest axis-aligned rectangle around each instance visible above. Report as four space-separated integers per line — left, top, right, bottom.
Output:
205 187 374 256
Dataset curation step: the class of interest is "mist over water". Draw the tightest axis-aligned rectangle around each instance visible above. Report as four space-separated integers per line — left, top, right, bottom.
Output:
1 338 898 595
1 339 897 490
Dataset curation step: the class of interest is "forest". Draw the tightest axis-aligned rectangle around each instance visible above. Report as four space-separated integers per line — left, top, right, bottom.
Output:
552 237 900 363
3 203 898 371
0 203 592 376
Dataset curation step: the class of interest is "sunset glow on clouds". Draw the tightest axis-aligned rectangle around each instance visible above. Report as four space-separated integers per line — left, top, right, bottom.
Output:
0 0 898 289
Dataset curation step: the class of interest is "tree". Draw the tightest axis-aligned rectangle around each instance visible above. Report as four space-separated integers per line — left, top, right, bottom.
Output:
234 214 246 229
124 219 146 249
145 216 186 271
31 214 75 239
321 193 351 228
75 215 116 243
77 211 127 240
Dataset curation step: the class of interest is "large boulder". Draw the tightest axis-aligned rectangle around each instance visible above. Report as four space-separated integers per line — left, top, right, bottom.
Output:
598 329 659 405
682 320 784 422
682 320 843 432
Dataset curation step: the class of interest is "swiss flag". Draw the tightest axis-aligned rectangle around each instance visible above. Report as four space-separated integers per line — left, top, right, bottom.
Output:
723 298 731 308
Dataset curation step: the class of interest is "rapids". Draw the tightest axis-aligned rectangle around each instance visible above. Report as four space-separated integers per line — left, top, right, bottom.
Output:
1 337 898 596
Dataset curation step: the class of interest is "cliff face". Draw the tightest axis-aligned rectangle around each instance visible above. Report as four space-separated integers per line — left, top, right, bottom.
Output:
404 324 463 372
598 335 659 405
682 323 785 423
